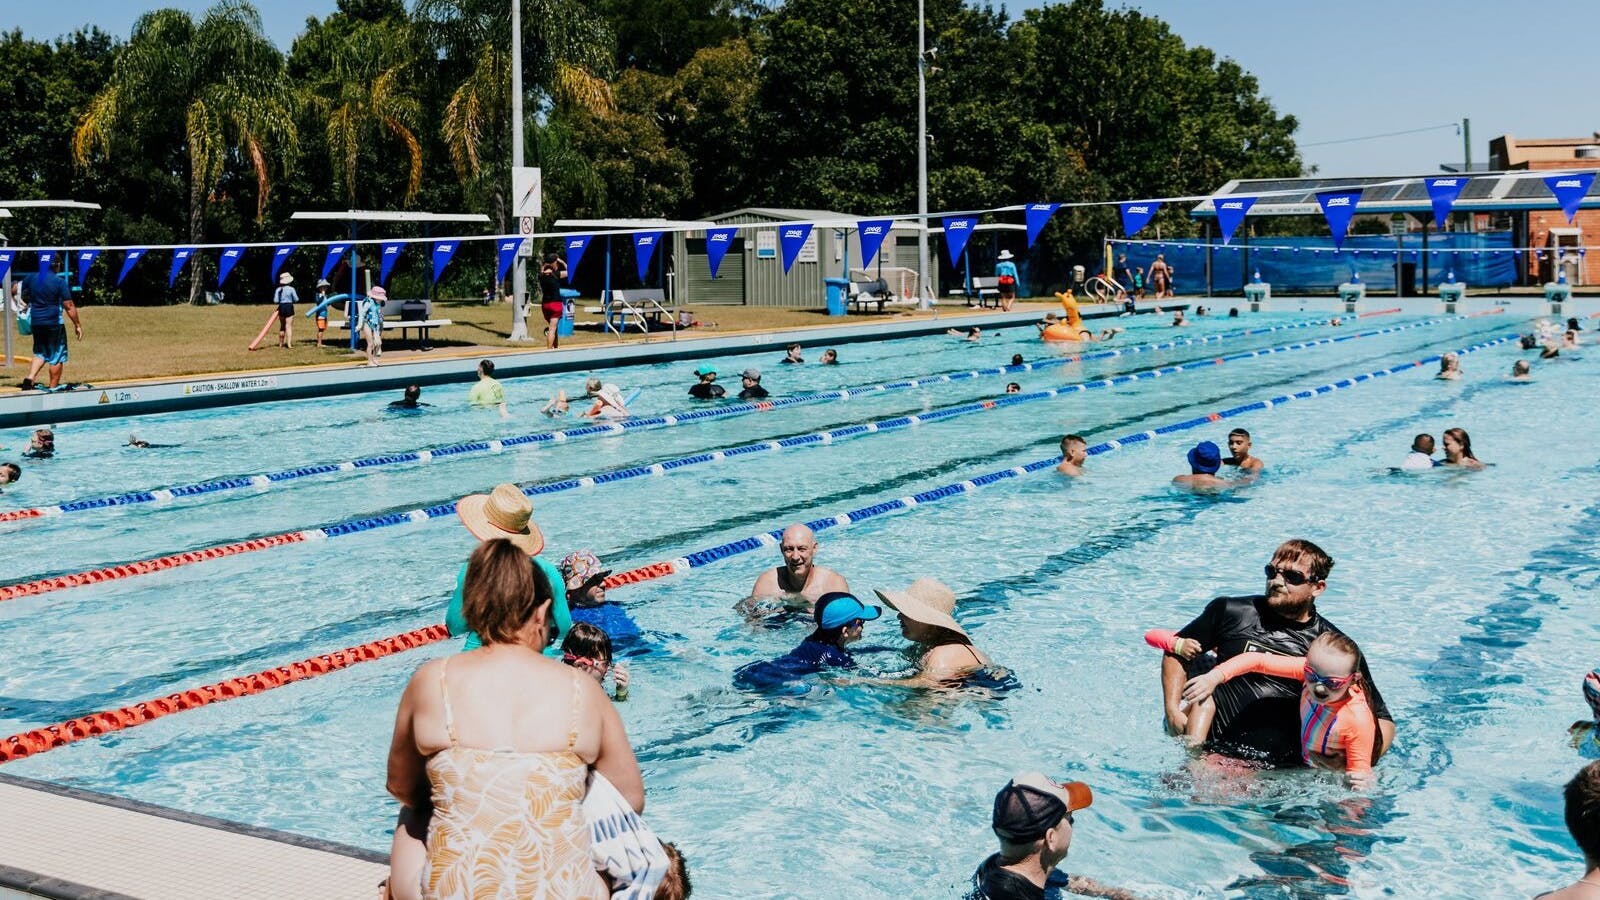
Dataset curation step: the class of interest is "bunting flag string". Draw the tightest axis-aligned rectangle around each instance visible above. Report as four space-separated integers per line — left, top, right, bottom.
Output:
1215 197 1255 245
431 241 458 284
942 216 978 265
378 241 405 285
633 231 662 282
705 227 738 278
563 235 593 282
117 249 145 286
167 248 195 287
75 250 100 286
857 219 892 270
216 246 245 286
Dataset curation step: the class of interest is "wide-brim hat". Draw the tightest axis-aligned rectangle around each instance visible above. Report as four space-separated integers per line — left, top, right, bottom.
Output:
874 578 969 643
369 285 388 301
997 250 1015 260
1187 440 1221 474
278 272 293 285
316 279 331 289
456 483 544 555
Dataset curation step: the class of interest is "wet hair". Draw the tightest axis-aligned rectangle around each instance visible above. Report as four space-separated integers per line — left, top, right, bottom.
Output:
1228 428 1250 440
1010 354 1024 366
657 842 692 899
478 359 495 377
1308 632 1363 686
0 462 19 483
1411 433 1435 454
1520 333 1538 350
1564 761 1600 863
561 622 613 664
1512 360 1530 376
1229 308 1240 317
461 539 553 646
1059 434 1086 455
1443 427 1477 461
585 377 603 393
403 384 421 401
1272 539 1334 583
787 343 801 353
1005 383 1021 393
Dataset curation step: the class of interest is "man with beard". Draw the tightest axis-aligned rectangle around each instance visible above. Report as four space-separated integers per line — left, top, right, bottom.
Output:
1158 539 1395 768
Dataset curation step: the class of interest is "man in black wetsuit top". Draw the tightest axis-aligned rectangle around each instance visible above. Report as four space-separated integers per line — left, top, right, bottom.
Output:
1159 538 1395 767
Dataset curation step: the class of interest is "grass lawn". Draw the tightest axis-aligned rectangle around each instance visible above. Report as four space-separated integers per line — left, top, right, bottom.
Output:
1 297 1061 389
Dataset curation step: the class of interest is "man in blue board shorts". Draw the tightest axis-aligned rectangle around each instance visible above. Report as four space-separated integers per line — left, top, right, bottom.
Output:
20 261 84 392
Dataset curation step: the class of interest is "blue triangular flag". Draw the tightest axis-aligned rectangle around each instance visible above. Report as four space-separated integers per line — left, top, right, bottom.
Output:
1214 197 1256 245
75 249 101 285
779 224 813 274
563 235 592 282
705 227 738 278
1424 177 1468 230
857 220 892 270
431 241 458 284
1317 190 1362 250
217 246 245 286
270 244 297 281
320 243 351 281
495 239 522 286
1544 172 1595 223
117 249 146 286
378 241 405 285
942 216 978 266
0 250 14 281
168 248 195 287
633 231 662 282
1119 201 1162 238
1024 203 1061 247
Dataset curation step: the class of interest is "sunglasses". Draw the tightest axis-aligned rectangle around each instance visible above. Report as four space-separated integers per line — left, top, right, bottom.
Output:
1303 665 1355 691
1264 564 1315 587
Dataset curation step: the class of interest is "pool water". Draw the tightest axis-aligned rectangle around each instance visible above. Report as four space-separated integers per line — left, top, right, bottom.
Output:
1 309 1592 898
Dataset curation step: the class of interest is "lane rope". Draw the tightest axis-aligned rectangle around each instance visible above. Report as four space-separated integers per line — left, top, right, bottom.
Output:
0 317 1347 526
0 315 1482 604
0 328 1520 763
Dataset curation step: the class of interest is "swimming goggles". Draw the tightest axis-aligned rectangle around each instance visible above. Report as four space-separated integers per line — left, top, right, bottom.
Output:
1264 564 1315 586
1303 666 1355 691
563 653 610 671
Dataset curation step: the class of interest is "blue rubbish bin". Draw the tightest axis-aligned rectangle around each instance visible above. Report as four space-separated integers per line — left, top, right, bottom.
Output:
558 288 579 336
823 277 850 316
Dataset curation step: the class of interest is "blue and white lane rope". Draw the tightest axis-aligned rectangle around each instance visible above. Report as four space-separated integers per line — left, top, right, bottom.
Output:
5 315 1355 523
0 318 1507 603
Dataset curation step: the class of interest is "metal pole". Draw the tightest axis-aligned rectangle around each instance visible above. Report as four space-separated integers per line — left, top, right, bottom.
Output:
349 222 359 350
2 233 10 369
508 0 531 341
916 0 930 311
1462 117 1471 173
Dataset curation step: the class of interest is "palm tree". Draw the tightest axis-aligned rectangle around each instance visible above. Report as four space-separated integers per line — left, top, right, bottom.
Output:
296 20 426 205
72 0 297 301
414 0 614 229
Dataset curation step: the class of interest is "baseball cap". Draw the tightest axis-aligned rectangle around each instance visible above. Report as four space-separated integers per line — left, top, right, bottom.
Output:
695 365 717 377
992 773 1093 842
741 368 761 380
814 592 881 630
1187 440 1222 474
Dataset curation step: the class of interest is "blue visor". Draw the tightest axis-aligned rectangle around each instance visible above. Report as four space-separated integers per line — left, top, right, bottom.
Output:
816 592 882 630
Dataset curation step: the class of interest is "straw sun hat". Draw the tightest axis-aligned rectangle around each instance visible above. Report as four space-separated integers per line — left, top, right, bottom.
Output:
874 578 970 643
455 483 544 555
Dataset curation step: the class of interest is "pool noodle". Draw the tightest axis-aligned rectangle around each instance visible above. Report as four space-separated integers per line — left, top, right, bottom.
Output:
305 293 351 319
246 311 280 351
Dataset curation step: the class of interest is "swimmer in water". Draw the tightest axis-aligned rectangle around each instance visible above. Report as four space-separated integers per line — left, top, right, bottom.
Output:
1440 427 1483 469
1571 668 1600 749
0 462 20 490
1172 440 1230 491
874 578 993 685
1056 434 1087 477
744 523 850 612
1004 383 1021 394
821 349 839 365
124 433 179 449
562 622 629 703
1436 352 1462 381
1011 354 1025 367
947 326 981 342
1511 360 1532 382
388 385 428 410
1176 630 1380 788
1221 428 1264 475
1171 310 1189 327
1564 329 1581 350
1329 317 1344 327
1399 433 1440 470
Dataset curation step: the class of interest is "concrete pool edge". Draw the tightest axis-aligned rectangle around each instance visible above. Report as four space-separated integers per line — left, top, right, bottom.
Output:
0 302 1164 429
0 773 384 899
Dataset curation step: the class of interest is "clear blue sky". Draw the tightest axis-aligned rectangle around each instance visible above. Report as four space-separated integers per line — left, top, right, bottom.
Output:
6 0 1596 177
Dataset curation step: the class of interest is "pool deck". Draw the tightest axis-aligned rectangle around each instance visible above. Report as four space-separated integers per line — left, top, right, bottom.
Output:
0 774 385 899
0 301 1162 429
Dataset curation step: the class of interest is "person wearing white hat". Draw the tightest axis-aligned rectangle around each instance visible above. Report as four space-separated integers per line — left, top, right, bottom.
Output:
273 271 298 348
875 578 993 683
995 249 1020 311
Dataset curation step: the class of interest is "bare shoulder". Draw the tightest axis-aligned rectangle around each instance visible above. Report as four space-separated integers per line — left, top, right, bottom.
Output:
819 566 850 591
751 567 779 593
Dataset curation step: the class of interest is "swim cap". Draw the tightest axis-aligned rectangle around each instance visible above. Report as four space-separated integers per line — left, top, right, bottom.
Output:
992 773 1093 842
814 592 881 630
1187 441 1222 474
1585 668 1600 724
695 365 716 377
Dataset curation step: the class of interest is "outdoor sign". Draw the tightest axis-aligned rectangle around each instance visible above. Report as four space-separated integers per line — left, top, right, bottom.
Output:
513 167 542 218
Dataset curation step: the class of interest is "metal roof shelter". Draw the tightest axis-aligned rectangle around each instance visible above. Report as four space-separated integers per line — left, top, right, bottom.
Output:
1190 170 1600 218
289 210 492 348
551 217 700 306
2 200 103 369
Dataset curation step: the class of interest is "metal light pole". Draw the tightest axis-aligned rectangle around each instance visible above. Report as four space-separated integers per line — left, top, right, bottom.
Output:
916 0 931 310
507 0 531 341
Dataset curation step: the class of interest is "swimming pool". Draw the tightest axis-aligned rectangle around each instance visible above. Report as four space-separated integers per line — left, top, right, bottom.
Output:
1 309 1590 898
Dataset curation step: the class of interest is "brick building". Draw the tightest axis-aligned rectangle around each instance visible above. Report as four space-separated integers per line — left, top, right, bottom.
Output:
1488 133 1600 285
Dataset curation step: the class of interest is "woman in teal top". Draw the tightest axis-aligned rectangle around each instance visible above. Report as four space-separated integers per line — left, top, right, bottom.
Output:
448 484 572 656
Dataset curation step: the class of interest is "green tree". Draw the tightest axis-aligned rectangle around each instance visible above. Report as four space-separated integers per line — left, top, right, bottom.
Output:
71 0 298 301
595 0 751 74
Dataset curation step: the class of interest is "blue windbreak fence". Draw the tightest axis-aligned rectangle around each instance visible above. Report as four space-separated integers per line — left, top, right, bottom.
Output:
1113 232 1517 294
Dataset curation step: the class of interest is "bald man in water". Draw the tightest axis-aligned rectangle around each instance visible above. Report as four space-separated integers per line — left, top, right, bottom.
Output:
748 523 850 609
